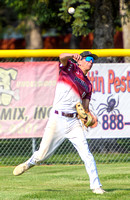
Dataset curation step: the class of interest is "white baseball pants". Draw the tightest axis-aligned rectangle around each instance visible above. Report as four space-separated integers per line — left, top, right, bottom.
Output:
27 112 102 189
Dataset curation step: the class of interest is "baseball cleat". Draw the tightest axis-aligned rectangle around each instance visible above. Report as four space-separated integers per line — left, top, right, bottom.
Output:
13 162 29 176
92 187 106 194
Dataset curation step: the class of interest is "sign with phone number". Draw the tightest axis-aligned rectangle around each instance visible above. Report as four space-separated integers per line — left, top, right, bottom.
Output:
86 63 130 139
102 114 130 130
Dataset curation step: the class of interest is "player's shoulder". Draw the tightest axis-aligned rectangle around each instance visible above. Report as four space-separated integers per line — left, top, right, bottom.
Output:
59 60 75 69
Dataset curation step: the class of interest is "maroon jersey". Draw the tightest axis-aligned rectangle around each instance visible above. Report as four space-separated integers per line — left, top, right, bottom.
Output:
53 60 92 112
59 60 92 100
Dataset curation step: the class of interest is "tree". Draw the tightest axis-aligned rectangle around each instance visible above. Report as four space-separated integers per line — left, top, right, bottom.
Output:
120 0 130 50
0 0 18 39
4 0 58 49
59 0 122 50
2 0 128 50
58 0 94 48
93 0 115 49
59 0 92 37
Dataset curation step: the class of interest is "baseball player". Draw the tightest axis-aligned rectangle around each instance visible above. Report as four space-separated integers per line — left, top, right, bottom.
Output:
13 51 106 194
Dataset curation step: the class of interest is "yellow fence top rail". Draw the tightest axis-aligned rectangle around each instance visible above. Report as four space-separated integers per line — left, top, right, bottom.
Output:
0 49 130 58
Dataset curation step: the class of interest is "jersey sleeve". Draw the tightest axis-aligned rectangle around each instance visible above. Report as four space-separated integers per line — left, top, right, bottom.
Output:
59 60 75 71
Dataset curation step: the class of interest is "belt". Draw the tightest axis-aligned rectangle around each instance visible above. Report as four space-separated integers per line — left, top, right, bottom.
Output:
55 110 77 118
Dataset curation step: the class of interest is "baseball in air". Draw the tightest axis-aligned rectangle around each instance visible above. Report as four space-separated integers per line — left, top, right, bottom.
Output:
68 7 75 14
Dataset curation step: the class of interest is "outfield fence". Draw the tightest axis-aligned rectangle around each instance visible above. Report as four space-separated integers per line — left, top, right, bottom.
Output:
0 49 130 166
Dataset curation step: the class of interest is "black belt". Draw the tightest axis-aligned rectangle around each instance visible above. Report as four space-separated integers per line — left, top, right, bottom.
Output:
55 110 77 118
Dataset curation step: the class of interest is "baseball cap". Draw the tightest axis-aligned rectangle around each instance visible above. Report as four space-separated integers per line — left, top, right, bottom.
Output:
80 51 98 60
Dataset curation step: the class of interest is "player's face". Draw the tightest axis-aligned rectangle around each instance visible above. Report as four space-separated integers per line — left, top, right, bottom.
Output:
81 56 94 71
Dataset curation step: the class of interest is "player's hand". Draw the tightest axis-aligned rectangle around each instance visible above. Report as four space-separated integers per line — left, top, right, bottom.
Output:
72 53 82 62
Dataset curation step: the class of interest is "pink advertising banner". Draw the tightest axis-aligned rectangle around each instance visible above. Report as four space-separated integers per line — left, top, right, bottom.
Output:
0 62 59 139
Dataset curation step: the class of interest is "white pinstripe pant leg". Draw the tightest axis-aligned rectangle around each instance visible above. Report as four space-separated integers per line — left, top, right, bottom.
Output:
65 118 102 189
27 113 66 166
27 114 101 189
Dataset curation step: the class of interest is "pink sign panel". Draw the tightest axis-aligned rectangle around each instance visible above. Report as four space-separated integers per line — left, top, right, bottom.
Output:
0 61 59 139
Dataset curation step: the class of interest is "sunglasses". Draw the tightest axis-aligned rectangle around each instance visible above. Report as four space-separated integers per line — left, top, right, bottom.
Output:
85 56 94 63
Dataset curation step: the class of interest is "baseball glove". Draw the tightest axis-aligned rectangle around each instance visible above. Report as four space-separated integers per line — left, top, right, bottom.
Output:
76 102 93 127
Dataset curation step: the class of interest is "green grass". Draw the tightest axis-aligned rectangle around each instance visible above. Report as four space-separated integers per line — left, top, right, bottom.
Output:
0 163 130 200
